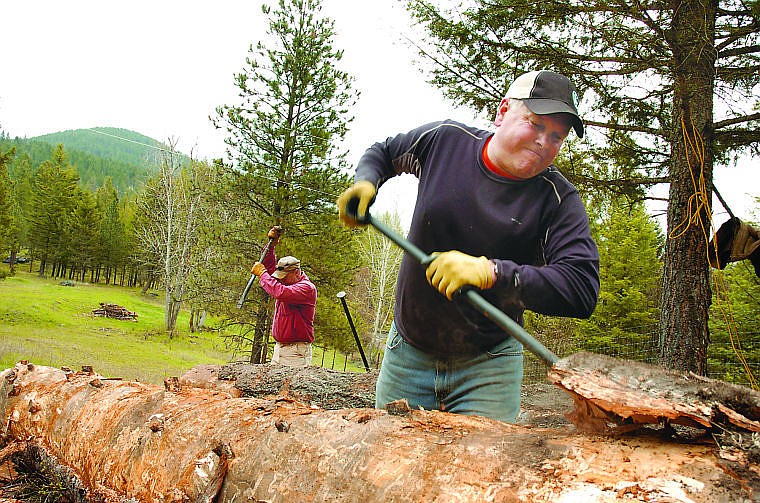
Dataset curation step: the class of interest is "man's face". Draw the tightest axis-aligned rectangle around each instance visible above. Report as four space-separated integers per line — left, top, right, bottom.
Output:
488 99 571 179
278 268 301 285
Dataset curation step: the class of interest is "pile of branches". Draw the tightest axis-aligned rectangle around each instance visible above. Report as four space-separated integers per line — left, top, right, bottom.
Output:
91 303 137 321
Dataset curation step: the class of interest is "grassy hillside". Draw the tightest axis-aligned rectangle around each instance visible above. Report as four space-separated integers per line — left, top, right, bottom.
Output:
0 269 365 383
0 269 231 384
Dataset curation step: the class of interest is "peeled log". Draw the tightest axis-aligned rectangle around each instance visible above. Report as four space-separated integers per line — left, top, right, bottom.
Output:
1 362 757 502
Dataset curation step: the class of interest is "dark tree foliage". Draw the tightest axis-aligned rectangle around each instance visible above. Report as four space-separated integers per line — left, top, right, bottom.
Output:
0 146 15 276
404 0 759 373
28 145 80 277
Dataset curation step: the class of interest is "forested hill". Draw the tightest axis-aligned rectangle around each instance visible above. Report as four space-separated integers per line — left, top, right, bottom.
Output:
33 127 165 167
0 127 180 194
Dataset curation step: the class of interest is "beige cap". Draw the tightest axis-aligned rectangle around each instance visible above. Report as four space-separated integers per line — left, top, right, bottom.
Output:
272 256 300 279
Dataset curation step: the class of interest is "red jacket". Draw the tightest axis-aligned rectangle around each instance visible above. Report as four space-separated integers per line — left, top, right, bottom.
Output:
259 246 316 344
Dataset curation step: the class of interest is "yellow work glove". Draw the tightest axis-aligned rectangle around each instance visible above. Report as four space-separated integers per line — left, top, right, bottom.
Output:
425 251 495 300
336 181 377 228
251 262 266 277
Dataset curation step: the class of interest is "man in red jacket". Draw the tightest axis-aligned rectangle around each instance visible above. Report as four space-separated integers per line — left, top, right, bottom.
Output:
251 227 317 367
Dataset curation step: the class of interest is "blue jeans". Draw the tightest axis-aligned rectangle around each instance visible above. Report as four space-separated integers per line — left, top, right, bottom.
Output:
375 322 524 423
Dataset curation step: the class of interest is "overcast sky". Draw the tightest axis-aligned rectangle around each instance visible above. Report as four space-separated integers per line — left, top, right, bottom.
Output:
0 0 756 228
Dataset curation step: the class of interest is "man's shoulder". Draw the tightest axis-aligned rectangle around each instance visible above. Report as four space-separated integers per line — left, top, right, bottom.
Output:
297 274 317 293
540 166 578 191
406 119 489 141
436 119 490 139
533 166 584 207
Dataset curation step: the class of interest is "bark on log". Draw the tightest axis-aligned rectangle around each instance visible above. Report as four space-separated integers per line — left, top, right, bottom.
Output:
1 362 758 502
549 352 760 434
218 361 378 409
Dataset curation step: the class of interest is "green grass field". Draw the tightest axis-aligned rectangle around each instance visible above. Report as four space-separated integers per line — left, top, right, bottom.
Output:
0 268 363 383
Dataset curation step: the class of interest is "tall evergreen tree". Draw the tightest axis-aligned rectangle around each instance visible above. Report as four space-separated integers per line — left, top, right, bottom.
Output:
0 147 15 274
578 199 664 357
8 154 35 270
212 0 358 362
404 0 760 373
70 190 101 281
98 195 126 285
28 145 79 276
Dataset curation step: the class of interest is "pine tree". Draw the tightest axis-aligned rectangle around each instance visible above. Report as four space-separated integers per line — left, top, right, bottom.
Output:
212 0 358 362
8 154 35 271
28 145 79 276
0 147 15 274
70 190 101 281
578 199 664 358
98 196 126 284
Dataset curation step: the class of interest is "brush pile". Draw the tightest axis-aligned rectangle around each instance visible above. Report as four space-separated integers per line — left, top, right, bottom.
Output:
91 303 137 321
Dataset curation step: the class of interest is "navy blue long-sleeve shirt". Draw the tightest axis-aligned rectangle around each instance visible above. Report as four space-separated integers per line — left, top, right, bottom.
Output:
356 120 600 358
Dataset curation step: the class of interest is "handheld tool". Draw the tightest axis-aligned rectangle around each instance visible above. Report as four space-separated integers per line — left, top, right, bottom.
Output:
337 291 371 372
361 214 760 435
365 214 558 365
236 226 282 309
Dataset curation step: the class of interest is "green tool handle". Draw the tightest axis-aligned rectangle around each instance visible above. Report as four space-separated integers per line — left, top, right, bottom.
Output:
366 214 559 366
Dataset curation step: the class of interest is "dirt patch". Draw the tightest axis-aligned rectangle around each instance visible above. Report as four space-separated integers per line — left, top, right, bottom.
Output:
518 382 575 428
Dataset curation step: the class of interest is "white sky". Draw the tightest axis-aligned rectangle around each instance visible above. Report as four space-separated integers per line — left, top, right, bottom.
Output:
0 0 756 229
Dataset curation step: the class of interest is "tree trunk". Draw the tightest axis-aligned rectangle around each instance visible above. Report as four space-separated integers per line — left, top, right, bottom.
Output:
166 296 181 336
251 289 271 364
7 250 16 275
1 362 756 502
659 0 717 374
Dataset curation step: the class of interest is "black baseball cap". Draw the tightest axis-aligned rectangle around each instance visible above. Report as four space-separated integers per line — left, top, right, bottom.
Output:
506 70 584 138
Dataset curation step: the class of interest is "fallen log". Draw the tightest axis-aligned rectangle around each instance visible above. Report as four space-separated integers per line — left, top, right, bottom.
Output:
1 362 758 502
218 361 378 409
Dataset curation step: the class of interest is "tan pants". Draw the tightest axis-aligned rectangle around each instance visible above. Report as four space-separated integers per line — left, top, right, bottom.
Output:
271 342 312 367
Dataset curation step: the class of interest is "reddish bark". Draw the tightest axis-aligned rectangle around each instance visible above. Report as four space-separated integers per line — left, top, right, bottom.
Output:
549 352 760 434
1 361 758 502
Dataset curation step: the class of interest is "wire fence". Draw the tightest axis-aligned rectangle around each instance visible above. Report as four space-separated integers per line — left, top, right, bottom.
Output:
311 328 759 389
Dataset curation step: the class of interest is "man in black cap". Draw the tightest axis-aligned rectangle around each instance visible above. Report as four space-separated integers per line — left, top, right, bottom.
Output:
336 70 599 422
251 227 317 367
